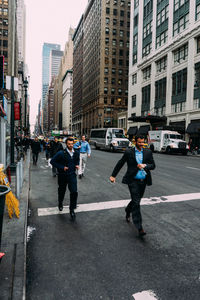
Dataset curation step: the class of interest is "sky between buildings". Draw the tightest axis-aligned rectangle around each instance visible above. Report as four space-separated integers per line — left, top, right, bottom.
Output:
25 0 88 131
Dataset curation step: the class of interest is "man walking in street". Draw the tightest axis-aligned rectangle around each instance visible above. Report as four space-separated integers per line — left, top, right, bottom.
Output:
31 137 41 165
50 137 80 221
73 135 91 179
50 137 63 176
110 135 155 237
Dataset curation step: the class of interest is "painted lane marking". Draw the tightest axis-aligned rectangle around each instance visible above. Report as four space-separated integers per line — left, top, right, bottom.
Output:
186 167 200 171
37 192 200 217
132 290 158 300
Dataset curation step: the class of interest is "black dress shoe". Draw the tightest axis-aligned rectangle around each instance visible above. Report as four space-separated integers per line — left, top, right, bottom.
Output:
125 208 130 223
70 210 76 221
58 202 63 211
138 228 146 237
79 174 82 179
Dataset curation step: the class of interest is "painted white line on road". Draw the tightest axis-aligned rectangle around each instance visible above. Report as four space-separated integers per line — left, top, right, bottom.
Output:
37 192 200 217
132 290 158 300
186 166 200 171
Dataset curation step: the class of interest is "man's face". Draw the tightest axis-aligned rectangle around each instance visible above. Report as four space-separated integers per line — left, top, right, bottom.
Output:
66 140 74 150
135 138 145 150
35 137 38 142
54 138 58 143
82 136 86 142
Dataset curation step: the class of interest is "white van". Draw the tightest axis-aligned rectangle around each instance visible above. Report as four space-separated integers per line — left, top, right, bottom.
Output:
90 128 131 152
148 130 189 155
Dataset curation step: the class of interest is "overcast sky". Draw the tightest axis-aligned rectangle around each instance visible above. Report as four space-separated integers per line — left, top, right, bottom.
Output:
25 0 88 130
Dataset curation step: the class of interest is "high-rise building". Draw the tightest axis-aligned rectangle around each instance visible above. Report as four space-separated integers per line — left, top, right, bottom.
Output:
17 0 26 62
49 49 63 83
73 0 130 135
42 43 60 108
0 0 10 77
128 0 200 146
62 69 73 132
72 16 84 136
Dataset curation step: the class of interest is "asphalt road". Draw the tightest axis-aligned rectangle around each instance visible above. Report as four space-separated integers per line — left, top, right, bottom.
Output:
26 148 200 300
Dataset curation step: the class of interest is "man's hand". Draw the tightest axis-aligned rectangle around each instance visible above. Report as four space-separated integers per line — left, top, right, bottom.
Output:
78 146 81 149
75 165 79 170
110 176 116 183
88 154 91 158
137 164 146 170
64 167 69 171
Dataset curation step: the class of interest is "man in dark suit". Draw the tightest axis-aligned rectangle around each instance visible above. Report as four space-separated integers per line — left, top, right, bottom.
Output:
110 135 155 237
50 137 80 221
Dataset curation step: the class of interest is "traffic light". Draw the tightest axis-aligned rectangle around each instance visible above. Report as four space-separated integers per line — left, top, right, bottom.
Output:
0 56 4 89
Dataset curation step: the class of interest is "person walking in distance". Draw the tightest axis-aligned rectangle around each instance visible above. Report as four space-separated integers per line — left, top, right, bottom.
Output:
110 135 156 237
50 137 80 221
73 135 91 179
50 137 63 176
31 137 41 165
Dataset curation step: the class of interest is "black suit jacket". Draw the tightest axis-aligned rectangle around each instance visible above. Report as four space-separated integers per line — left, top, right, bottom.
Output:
111 147 156 186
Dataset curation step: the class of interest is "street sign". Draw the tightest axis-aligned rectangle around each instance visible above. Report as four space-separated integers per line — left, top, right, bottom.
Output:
14 102 21 120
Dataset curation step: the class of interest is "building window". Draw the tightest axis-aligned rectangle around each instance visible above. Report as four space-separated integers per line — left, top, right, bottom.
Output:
113 28 117 35
142 85 151 114
3 8 8 15
174 0 188 12
142 43 152 57
119 30 124 37
112 68 116 74
156 30 168 48
112 58 116 64
3 51 7 58
119 59 123 65
143 21 152 38
120 20 124 26
105 47 109 55
132 53 137 65
197 36 200 53
105 37 109 45
104 97 108 104
132 95 136 107
133 34 138 47
104 67 109 74
112 39 117 46
3 40 7 47
3 19 8 26
118 79 123 85
111 78 116 84
157 5 169 26
142 65 151 80
118 69 123 75
104 87 108 94
114 0 118 5
113 19 117 25
106 17 110 24
118 89 122 95
144 0 153 18
113 9 117 16
120 10 124 17
134 0 139 8
196 4 200 20
171 102 185 113
105 27 109 34
172 68 187 97
134 14 138 27
111 88 115 94
173 43 188 64
112 48 116 55
173 13 189 36
155 77 166 104
104 77 108 84
132 73 137 85
3 29 8 36
106 7 110 14
105 57 109 64
119 49 123 56
156 55 167 73
119 40 124 47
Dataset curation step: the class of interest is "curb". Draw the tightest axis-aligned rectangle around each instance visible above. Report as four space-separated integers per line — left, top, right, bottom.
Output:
12 152 30 300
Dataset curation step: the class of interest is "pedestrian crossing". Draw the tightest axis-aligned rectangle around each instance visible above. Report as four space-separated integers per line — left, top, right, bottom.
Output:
37 192 200 217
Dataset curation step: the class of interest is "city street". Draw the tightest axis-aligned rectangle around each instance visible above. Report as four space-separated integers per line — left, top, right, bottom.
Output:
26 149 200 300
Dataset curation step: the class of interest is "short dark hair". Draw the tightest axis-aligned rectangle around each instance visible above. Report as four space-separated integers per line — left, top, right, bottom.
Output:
135 135 145 142
66 137 74 143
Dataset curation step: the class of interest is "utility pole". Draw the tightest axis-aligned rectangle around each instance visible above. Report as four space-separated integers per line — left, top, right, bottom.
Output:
23 78 28 132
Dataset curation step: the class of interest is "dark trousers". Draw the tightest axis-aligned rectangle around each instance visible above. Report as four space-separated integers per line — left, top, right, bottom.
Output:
32 152 39 165
58 173 78 211
126 180 146 230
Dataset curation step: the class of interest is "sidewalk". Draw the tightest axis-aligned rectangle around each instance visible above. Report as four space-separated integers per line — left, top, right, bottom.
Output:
0 152 30 300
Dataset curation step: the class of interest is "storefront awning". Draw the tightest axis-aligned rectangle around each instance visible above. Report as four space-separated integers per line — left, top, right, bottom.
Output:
138 125 150 135
186 123 200 134
128 115 167 123
127 126 138 135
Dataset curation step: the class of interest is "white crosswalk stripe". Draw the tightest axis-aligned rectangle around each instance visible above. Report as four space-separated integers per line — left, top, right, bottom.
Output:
37 192 200 217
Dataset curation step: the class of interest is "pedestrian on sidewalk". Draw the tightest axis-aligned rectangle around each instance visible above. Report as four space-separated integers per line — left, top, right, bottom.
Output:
50 137 63 176
73 135 91 179
50 137 80 221
44 138 51 161
31 137 41 165
109 135 156 237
